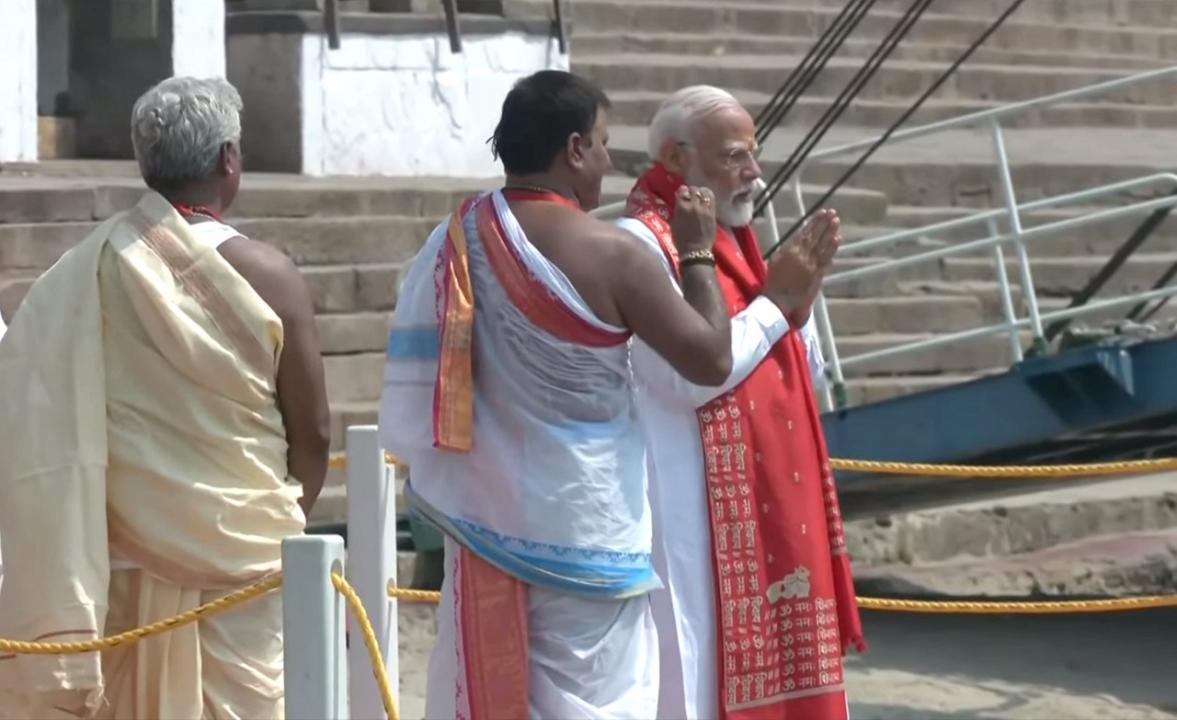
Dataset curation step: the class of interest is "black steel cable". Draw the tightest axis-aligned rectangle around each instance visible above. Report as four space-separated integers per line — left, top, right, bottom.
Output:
765 0 1031 257
755 0 935 219
754 0 878 146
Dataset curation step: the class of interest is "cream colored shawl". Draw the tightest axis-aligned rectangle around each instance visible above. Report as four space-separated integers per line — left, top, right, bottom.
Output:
0 191 304 713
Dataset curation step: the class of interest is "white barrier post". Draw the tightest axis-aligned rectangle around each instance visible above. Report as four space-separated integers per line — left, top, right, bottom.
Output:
284 535 349 719
346 425 399 718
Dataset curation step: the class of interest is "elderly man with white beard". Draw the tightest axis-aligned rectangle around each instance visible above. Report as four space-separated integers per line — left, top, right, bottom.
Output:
619 85 866 720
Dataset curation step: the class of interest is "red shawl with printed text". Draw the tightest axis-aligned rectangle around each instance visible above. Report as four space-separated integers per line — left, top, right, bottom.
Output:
626 164 864 720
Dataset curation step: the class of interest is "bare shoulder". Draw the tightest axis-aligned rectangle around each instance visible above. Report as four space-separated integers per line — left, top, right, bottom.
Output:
216 235 308 319
589 216 668 281
574 212 654 263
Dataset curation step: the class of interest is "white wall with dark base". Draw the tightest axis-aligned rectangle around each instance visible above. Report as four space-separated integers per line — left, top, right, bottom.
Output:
173 0 227 78
303 32 568 177
0 0 38 163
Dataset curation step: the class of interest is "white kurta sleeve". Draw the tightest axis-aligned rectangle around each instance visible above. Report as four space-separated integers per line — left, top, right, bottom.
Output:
619 218 792 411
798 313 827 392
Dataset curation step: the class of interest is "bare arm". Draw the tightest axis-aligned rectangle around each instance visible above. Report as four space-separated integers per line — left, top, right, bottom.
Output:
220 238 331 516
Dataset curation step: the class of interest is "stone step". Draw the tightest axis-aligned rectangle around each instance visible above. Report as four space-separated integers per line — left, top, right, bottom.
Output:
0 174 500 223
574 33 1165 75
604 88 1177 130
302 263 405 315
826 295 984 335
854 527 1177 598
897 279 1028 321
943 252 1177 297
324 352 387 404
574 53 1166 107
0 215 431 277
890 278 1177 330
846 472 1177 595
547 0 1177 58
835 331 1021 376
317 311 393 354
841 373 985 407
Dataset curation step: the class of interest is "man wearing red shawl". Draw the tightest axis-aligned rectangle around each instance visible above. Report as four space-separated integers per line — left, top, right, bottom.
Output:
620 85 865 720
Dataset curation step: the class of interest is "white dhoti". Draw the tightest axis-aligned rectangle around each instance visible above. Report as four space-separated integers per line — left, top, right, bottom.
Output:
425 540 659 720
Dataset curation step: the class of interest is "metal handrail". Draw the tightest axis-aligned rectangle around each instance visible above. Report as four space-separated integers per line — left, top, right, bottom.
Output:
788 65 1177 408
826 184 1177 283
835 175 1177 258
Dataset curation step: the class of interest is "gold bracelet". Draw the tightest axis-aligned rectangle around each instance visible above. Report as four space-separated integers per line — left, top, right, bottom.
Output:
679 249 716 267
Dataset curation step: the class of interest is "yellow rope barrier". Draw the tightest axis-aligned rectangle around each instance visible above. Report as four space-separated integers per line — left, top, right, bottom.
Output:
332 572 399 720
0 575 282 655
0 573 401 720
854 594 1177 614
329 451 1177 479
387 586 1176 614
829 456 1177 478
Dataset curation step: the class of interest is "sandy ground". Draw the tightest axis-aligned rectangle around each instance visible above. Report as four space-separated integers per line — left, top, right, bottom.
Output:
394 605 1177 720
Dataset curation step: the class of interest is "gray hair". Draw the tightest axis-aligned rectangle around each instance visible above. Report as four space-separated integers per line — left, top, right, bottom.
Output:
130 76 243 189
647 85 742 160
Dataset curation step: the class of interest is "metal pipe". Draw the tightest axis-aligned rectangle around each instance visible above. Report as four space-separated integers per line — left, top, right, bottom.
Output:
837 173 1177 257
814 294 843 410
987 218 1023 363
825 195 1177 285
990 119 1045 348
839 284 1177 370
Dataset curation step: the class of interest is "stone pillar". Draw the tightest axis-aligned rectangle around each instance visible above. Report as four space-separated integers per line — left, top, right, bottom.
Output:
0 0 38 163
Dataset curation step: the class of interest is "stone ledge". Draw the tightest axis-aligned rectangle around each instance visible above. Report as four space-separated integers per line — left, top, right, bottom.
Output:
226 9 554 38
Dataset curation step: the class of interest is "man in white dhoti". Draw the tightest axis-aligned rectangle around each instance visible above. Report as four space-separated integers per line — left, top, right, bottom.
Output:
379 70 743 719
0 76 330 719
620 86 865 720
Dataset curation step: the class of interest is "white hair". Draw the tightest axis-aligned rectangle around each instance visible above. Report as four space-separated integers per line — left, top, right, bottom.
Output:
646 85 742 160
130 76 243 189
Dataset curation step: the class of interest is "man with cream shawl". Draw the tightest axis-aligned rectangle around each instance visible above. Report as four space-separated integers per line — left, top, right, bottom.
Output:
0 76 330 719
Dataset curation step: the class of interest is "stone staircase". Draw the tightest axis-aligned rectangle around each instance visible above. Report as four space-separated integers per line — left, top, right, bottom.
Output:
558 0 1177 401
4 0 1177 523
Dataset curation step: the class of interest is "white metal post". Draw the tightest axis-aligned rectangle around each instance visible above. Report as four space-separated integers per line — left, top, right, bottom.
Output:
990 119 1046 351
813 294 842 410
791 172 807 219
755 177 782 253
346 425 399 720
283 535 348 720
986 218 1024 363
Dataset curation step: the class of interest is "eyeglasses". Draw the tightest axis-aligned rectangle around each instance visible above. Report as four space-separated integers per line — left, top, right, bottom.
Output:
678 141 762 170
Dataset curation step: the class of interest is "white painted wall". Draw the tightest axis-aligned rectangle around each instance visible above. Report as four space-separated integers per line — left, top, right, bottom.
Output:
0 0 39 162
301 31 569 177
172 0 227 78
